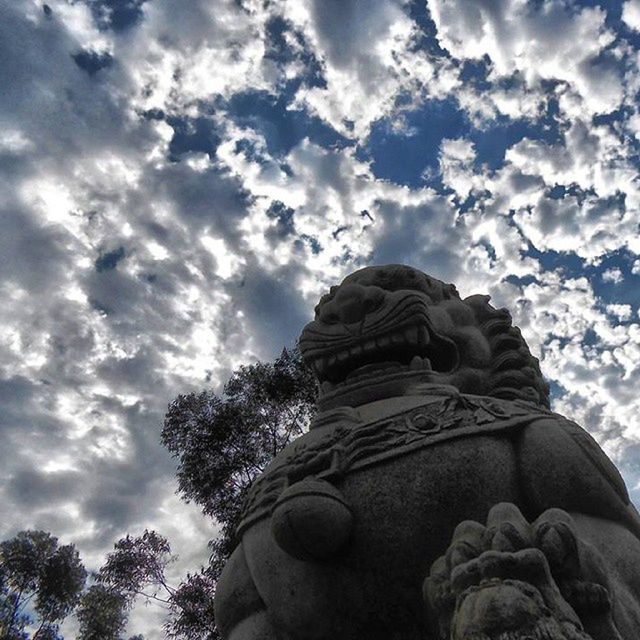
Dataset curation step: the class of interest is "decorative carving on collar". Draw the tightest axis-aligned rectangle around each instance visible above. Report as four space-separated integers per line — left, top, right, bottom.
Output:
237 393 553 535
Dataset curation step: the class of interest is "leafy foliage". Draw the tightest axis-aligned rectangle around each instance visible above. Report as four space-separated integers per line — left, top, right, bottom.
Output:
0 566 30 640
36 544 87 623
158 346 316 637
98 530 174 605
162 347 316 567
76 584 128 640
164 569 217 640
0 530 86 640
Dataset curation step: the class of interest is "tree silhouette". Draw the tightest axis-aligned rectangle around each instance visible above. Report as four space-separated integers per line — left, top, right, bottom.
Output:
71 347 316 639
76 584 128 640
159 346 316 637
162 346 315 573
0 530 86 640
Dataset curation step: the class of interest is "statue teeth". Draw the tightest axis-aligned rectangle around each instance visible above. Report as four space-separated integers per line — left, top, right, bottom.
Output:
422 358 432 370
377 335 391 348
363 339 376 353
410 355 423 371
350 344 363 357
337 350 349 362
418 326 430 345
392 332 404 345
405 326 418 344
328 354 337 367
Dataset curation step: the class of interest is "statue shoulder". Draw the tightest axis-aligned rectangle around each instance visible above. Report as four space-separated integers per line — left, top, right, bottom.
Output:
516 414 639 533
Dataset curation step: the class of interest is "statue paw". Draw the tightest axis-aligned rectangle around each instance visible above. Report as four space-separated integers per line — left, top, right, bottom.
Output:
532 509 612 616
424 503 608 640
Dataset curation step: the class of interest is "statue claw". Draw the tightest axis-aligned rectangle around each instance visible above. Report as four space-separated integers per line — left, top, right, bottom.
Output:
424 503 619 640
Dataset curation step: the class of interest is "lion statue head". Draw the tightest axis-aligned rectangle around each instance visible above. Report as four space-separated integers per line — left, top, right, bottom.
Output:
299 264 549 411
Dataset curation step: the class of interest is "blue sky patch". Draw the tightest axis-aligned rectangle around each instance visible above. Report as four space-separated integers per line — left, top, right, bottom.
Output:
523 244 640 313
226 89 350 157
264 16 326 89
363 97 467 188
72 49 113 76
95 246 125 272
166 116 220 161
86 0 147 31
406 0 450 57
363 90 562 188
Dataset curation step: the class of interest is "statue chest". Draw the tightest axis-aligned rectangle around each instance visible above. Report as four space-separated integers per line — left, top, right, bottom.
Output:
238 394 553 640
241 433 523 640
238 392 552 538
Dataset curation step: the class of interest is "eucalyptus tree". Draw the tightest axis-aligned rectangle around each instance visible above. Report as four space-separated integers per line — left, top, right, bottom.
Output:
0 530 86 640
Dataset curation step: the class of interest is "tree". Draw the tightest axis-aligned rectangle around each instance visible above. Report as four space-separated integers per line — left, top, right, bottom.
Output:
92 530 217 640
162 346 316 577
0 530 86 640
159 346 316 637
77 530 173 640
98 530 174 606
72 347 316 640
163 569 216 640
0 567 29 640
76 584 128 640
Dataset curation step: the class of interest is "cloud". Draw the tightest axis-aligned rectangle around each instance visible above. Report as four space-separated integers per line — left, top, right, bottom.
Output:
623 0 640 32
606 303 633 321
3 2 640 638
603 267 625 284
430 0 623 116
287 0 457 139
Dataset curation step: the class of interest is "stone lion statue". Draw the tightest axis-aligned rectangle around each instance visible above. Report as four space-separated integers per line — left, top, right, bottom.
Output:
214 264 640 640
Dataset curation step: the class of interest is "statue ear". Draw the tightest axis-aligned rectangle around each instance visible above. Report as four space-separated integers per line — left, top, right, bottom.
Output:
463 294 491 306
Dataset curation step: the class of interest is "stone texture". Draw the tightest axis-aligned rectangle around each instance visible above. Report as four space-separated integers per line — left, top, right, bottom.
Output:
214 264 640 639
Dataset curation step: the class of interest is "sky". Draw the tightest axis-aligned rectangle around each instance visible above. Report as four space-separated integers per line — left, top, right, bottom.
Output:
2 0 640 637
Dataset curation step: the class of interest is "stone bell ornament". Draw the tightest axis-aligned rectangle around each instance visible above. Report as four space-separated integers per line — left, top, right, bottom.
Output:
214 264 640 640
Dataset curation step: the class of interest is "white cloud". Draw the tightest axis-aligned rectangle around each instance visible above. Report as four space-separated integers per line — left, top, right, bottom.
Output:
602 267 624 283
607 303 633 320
119 0 276 113
429 0 622 116
438 138 484 198
287 0 458 139
623 0 640 32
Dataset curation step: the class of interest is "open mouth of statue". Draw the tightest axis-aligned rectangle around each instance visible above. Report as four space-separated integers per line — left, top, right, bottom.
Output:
312 323 458 394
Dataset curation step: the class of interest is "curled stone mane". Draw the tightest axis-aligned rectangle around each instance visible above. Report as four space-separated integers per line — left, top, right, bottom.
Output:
462 293 550 409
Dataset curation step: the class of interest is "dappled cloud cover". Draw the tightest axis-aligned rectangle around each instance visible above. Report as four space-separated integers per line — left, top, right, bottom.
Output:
2 0 640 636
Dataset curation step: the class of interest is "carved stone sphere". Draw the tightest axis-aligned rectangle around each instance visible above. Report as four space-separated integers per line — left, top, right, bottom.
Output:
270 477 353 561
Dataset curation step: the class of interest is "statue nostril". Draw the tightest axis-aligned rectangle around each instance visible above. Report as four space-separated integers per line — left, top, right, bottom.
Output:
320 306 340 324
328 284 387 325
364 288 385 312
339 299 366 324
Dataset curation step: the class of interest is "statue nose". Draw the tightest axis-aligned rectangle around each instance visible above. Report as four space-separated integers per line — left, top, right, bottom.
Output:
332 284 384 325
